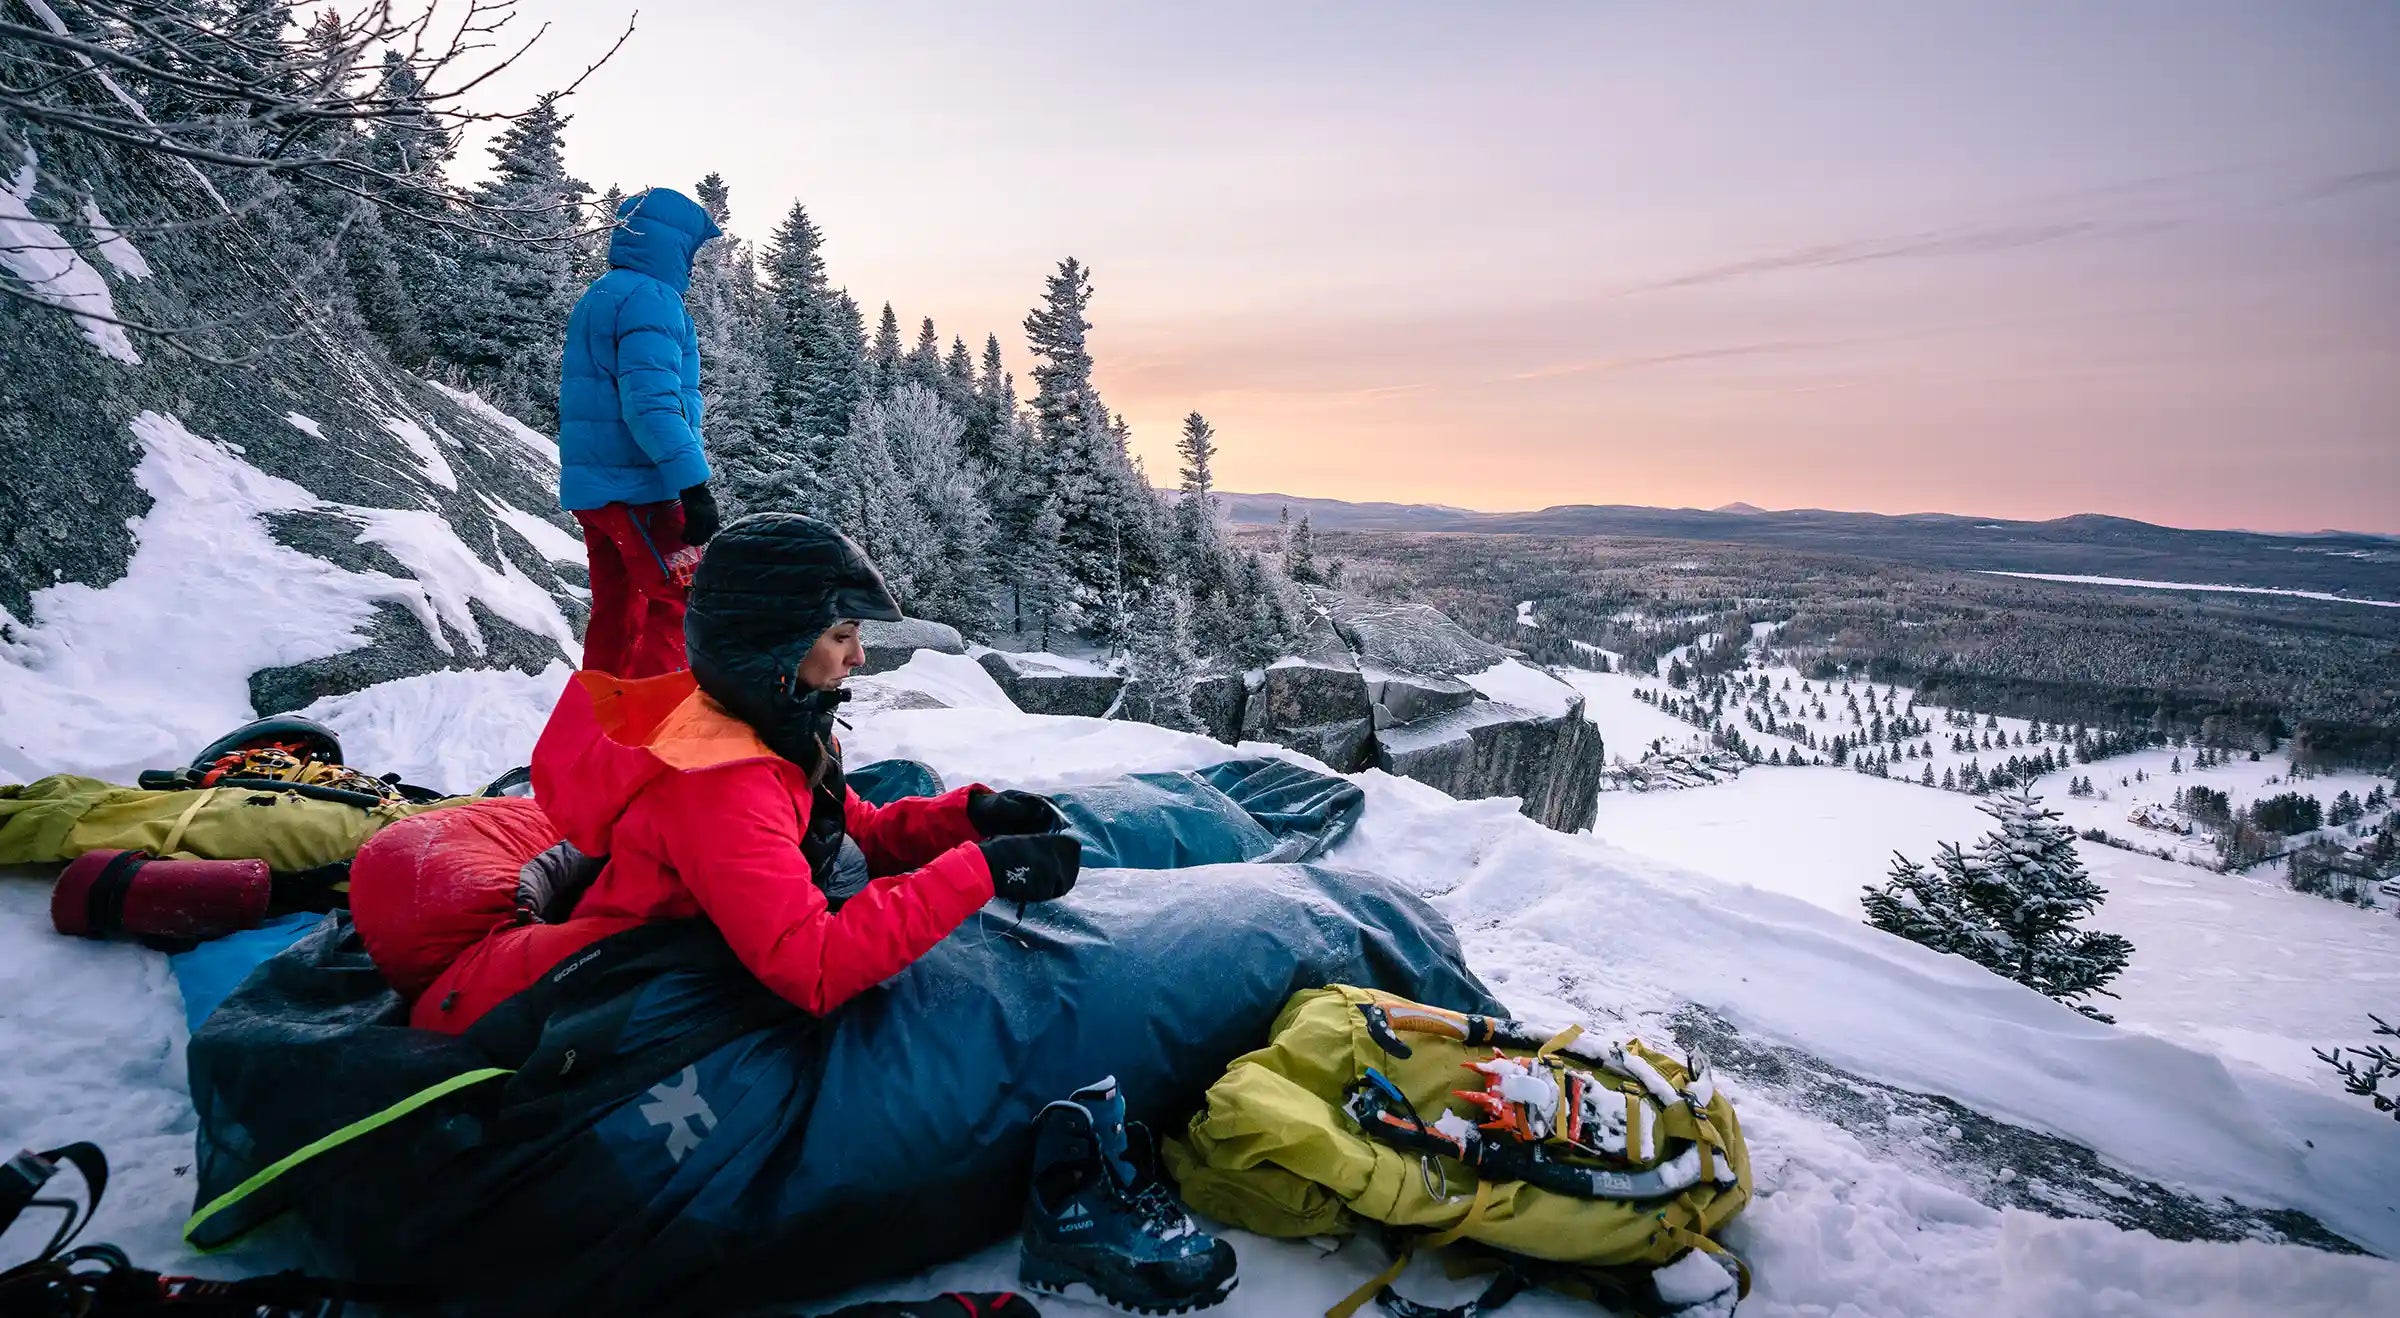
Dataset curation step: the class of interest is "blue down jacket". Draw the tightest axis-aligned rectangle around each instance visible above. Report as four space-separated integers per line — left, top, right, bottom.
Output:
556 188 721 510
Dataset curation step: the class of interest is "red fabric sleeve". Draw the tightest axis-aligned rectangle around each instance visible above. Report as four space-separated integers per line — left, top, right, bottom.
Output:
844 783 989 877
653 764 994 1015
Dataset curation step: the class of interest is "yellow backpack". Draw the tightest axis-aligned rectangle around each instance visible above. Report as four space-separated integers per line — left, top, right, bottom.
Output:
1165 985 1753 1317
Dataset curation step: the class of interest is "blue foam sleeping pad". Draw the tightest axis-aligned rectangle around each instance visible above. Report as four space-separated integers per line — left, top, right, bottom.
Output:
185 756 1492 1317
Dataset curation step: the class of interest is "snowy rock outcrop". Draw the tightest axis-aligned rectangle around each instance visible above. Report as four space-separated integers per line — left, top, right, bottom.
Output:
976 649 1124 718
1241 612 1378 773
857 618 966 675
0 126 585 780
1151 597 1606 832
1336 599 1605 833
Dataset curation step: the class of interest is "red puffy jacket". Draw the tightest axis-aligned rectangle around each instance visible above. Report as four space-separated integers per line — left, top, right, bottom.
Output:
405 669 994 1032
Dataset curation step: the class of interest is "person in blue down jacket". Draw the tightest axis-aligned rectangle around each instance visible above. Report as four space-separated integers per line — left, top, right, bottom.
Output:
557 187 726 678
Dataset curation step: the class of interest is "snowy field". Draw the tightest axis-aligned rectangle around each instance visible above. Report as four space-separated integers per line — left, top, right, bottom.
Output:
6 648 2400 1316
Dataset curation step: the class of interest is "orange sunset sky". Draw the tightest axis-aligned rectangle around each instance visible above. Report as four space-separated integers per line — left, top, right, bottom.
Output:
467 1 2400 534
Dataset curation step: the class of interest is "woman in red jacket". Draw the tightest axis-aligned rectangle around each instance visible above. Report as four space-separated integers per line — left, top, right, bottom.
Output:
410 514 1081 1032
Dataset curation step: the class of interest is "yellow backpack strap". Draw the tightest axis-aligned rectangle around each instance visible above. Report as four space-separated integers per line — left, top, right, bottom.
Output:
1535 1024 1584 1058
1658 1195 1754 1299
1326 1180 1496 1318
159 787 219 857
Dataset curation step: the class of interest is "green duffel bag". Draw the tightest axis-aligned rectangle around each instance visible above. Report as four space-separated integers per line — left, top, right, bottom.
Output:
0 774 460 875
1165 984 1754 1318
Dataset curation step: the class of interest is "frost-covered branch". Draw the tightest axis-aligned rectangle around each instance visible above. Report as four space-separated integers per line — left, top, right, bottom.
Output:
2315 1014 2400 1122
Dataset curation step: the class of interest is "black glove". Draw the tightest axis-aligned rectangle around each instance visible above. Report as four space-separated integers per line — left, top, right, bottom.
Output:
969 788 1064 838
981 833 1081 904
678 482 721 547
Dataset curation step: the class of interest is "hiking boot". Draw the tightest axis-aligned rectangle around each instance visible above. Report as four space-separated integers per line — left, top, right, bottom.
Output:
1020 1077 1236 1314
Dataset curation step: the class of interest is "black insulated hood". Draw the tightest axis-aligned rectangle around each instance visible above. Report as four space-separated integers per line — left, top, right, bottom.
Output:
684 513 902 764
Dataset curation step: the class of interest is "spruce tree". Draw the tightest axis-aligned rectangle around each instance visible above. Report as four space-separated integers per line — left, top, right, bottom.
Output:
867 302 903 395
906 316 946 393
1123 583 1204 731
871 384 995 634
964 333 1016 469
760 200 863 512
687 174 782 515
1024 258 1097 450
1862 790 2134 1020
346 50 460 369
1286 514 1323 585
1015 494 1070 649
441 95 591 430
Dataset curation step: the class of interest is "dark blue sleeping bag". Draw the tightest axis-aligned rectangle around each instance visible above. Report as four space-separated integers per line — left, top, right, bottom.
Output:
185 759 1495 1316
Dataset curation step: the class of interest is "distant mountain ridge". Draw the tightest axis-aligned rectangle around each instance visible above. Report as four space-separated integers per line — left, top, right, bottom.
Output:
1209 493 2400 598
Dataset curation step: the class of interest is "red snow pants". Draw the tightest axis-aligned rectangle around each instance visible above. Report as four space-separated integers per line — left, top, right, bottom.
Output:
572 499 690 679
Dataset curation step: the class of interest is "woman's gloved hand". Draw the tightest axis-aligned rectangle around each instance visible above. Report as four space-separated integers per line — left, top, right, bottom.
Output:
969 788 1065 838
980 833 1081 904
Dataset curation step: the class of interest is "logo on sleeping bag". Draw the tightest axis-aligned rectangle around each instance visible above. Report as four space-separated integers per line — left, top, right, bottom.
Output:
639 1065 719 1164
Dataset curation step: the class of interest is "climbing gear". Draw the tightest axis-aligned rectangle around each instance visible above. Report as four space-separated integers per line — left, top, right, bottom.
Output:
1165 987 1753 1317
2 1141 394 1316
1021 1077 1237 1314
187 714 344 773
50 848 270 942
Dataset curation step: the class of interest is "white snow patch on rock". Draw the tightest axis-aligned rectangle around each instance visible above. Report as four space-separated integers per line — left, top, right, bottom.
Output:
857 649 1021 713
0 147 140 363
339 507 576 659
380 417 456 491
1462 657 1577 718
0 413 425 781
77 193 152 279
283 412 324 439
479 493 586 564
428 381 558 467
0 412 574 782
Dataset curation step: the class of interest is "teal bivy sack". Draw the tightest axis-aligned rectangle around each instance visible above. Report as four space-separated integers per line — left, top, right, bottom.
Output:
182 758 1496 1317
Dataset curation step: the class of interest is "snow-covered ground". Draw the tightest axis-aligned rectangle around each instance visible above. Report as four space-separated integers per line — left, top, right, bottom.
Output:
1589 769 2400 1097
8 647 2400 1316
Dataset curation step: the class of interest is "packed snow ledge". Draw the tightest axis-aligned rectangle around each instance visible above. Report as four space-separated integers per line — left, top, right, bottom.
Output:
3 651 2397 1317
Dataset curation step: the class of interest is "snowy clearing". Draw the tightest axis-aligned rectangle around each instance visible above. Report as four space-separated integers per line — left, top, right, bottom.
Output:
1980 572 2400 609
1588 768 2400 1099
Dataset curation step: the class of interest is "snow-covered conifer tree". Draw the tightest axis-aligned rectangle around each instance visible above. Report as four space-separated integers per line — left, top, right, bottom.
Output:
760 200 864 512
1123 582 1204 731
439 96 589 429
687 174 784 516
1863 790 2134 1020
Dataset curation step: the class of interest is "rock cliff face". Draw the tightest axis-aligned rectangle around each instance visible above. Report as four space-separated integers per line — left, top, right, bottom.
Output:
0 124 587 780
1334 598 1604 833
